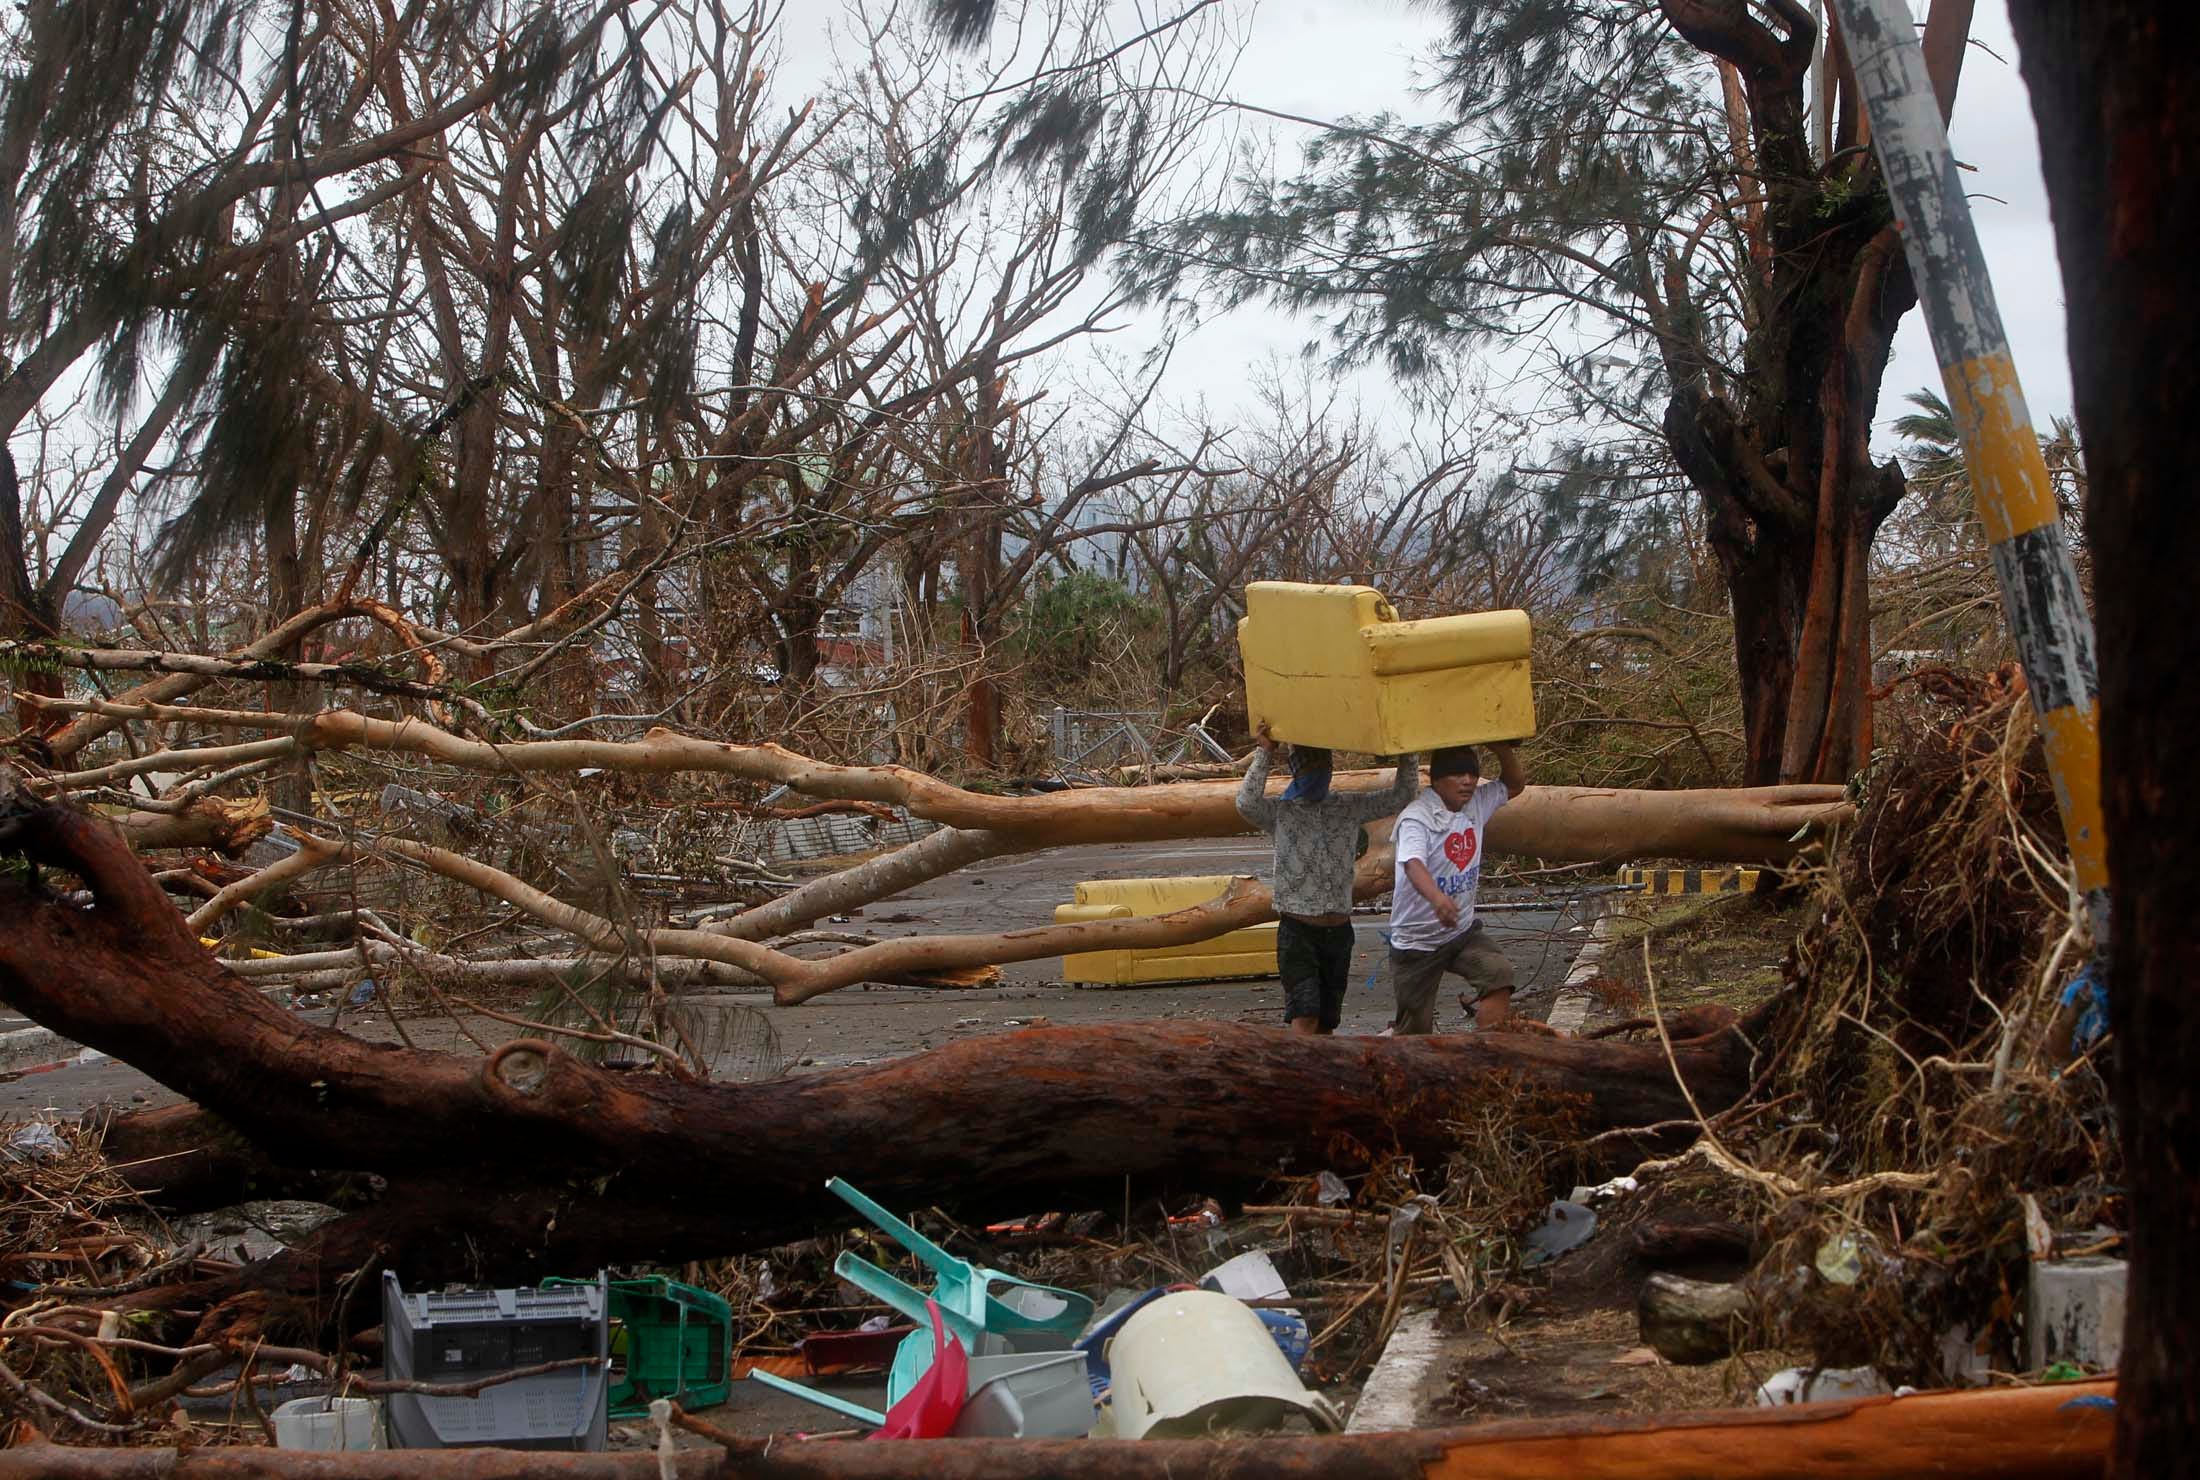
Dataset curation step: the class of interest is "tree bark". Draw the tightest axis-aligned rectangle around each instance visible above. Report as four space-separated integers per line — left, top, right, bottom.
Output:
1669 230 1911 789
0 1379 2118 1479
952 352 1010 770
2004 6 2200 1473
714 825 1015 940
1631 1217 1755 1270
1 796 1762 1281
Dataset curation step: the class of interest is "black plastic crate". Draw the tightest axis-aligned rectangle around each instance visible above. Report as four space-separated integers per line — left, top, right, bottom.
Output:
382 1271 608 1450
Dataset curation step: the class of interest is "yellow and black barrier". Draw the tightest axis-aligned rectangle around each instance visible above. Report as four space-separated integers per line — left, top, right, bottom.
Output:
1618 866 1761 897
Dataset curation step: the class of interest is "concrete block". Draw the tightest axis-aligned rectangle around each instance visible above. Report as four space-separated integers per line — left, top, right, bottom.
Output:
0 1024 78 1074
1345 1308 1446 1433
2027 1256 2125 1372
1056 876 1278 985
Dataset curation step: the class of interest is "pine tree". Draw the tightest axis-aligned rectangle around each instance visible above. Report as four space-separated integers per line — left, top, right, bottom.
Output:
0 0 674 636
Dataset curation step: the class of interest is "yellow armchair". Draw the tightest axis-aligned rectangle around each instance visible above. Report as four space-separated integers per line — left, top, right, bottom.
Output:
1055 876 1278 986
1235 581 1536 753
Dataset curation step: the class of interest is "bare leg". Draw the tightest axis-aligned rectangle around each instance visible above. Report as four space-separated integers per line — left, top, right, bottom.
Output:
1289 1016 1323 1035
1475 989 1513 1030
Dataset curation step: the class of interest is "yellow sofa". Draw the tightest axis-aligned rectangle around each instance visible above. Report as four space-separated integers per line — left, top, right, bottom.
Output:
1236 581 1536 753
1055 875 1278 986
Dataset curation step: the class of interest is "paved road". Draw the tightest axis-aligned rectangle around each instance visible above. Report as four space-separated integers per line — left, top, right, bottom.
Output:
4 837 1599 1119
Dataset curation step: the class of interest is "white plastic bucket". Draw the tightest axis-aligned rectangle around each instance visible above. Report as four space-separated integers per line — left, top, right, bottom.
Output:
272 1396 383 1450
1104 1290 1339 1440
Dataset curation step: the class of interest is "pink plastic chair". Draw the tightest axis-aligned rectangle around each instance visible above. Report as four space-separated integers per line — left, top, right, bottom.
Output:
867 1299 967 1441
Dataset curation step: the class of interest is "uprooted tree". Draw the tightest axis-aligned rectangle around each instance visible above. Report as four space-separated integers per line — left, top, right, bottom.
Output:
0 490 1850 1312
0 577 1847 1328
0 779 1774 1320
0 672 2128 1480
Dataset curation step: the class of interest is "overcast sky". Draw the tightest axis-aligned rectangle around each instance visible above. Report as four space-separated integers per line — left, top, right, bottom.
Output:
780 0 2071 453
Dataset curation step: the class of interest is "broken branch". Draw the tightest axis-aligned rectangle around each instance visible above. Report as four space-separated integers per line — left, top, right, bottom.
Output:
185 833 355 934
32 700 1851 860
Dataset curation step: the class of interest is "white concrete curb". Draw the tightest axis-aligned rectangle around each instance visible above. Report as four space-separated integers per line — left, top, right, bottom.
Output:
1344 1308 1447 1432
0 1024 80 1075
1546 912 1618 1035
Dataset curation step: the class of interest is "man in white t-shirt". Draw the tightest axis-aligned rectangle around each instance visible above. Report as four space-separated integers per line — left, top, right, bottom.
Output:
1387 740 1528 1033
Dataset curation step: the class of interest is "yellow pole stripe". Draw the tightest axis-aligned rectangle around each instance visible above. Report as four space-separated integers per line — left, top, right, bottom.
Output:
1941 352 2061 547
2036 702 2109 895
1839 0 2110 928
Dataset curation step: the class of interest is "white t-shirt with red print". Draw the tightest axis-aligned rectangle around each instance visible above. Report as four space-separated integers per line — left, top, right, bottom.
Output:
1387 780 1512 952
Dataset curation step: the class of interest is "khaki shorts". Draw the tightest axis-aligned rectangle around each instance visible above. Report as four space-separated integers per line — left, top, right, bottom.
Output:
1388 921 1516 1035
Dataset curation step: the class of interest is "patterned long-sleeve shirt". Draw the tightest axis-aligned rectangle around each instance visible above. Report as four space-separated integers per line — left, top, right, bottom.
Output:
1236 751 1419 919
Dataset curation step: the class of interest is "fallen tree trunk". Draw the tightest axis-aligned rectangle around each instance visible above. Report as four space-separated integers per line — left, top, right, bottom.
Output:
55 780 1800 1011
712 824 1016 940
184 832 353 932
377 788 1780 1004
36 582 650 763
0 1380 2118 1479
221 940 767 993
2 796 1761 1280
700 777 1833 942
38 700 1849 982
42 698 1851 859
0 639 466 708
379 837 1284 1005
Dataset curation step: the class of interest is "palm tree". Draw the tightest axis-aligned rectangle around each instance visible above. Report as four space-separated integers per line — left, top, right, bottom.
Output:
1889 389 1977 560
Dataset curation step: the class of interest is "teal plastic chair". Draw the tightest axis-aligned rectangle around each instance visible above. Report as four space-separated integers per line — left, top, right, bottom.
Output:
830 1258 987 1404
747 1368 885 1429
748 1298 970 1438
826 1178 1092 1394
749 1311 1012 1419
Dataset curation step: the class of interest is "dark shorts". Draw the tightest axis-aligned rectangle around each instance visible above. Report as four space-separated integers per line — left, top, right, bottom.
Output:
1277 916 1354 1032
1388 920 1516 1034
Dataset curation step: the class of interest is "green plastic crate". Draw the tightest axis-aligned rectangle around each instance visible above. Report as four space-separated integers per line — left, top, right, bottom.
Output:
545 1276 731 1417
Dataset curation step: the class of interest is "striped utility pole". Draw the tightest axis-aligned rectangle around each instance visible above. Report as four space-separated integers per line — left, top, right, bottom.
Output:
1829 0 2109 937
